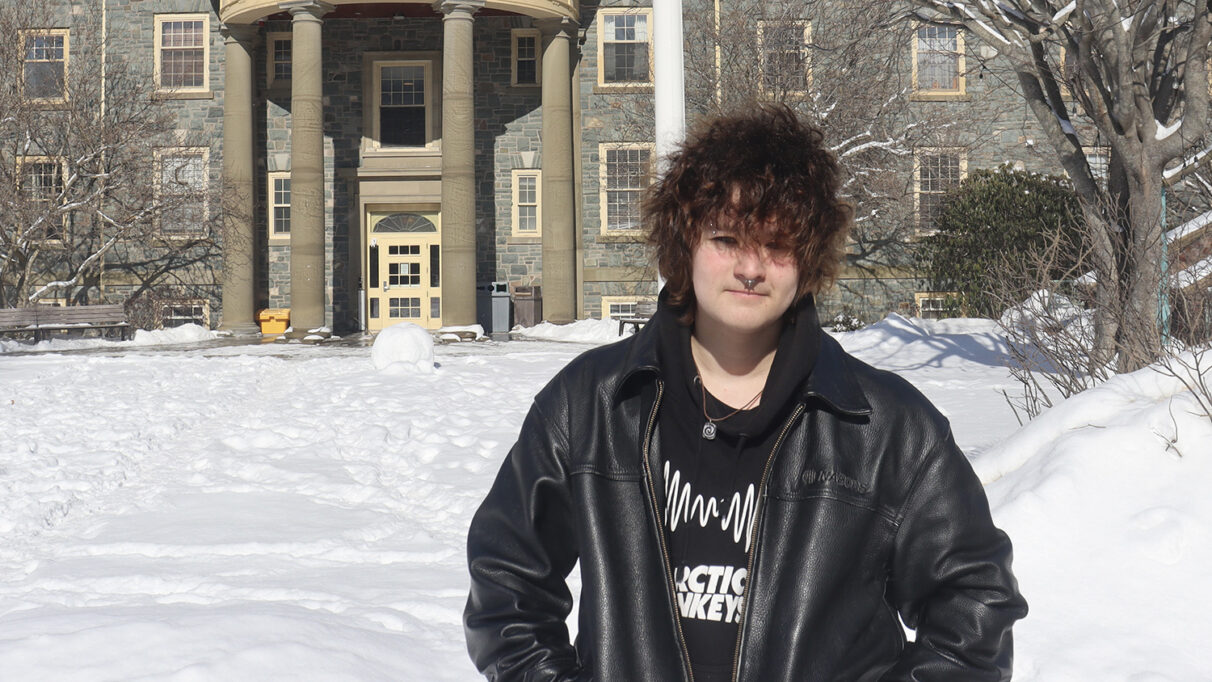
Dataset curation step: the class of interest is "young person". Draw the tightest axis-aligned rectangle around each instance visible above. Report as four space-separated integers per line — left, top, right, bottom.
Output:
465 105 1026 681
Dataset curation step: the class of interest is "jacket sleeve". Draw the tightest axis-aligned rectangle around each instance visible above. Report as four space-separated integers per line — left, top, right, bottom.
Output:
464 392 583 681
880 429 1028 681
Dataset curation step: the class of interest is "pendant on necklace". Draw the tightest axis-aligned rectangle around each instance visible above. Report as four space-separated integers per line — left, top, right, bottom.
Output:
702 421 718 440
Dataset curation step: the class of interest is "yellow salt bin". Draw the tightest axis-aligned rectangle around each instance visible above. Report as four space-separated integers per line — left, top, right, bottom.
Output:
257 308 290 335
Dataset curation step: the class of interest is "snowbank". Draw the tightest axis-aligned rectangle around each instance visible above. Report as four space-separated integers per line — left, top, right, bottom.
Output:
511 317 633 344
0 323 218 354
983 356 1212 679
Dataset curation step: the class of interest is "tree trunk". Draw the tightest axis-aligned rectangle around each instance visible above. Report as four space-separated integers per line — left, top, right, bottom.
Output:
1118 170 1165 371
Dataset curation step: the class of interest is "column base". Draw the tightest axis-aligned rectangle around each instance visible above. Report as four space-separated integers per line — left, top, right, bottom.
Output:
284 327 333 341
217 322 263 337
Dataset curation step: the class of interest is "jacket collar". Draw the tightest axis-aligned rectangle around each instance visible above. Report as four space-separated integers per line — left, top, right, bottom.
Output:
615 294 872 418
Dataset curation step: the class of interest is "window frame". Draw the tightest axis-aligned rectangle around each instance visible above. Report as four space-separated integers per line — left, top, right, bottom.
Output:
757 19 811 96
596 8 654 89
153 14 211 96
914 291 956 320
511 169 542 238
266 31 292 89
913 147 967 236
599 142 654 236
911 24 966 99
371 59 435 151
17 155 68 243
20 28 70 104
1082 145 1110 187
155 147 210 238
511 29 541 87
160 299 210 329
600 295 657 321
267 170 291 243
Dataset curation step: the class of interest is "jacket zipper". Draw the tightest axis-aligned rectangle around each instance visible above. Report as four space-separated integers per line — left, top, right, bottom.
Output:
641 380 696 682
730 403 807 682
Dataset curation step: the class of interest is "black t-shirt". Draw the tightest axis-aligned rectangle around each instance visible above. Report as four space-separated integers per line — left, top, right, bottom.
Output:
654 297 821 682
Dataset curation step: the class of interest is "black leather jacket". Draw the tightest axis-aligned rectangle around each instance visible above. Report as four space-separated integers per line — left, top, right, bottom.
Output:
465 316 1027 681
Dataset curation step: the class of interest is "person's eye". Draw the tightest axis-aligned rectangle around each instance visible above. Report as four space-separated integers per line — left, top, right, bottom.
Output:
712 235 738 247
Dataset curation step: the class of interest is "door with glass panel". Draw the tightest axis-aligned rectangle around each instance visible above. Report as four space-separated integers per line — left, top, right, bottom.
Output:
365 209 442 332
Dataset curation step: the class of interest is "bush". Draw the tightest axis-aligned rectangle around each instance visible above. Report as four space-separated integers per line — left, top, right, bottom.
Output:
915 165 1084 317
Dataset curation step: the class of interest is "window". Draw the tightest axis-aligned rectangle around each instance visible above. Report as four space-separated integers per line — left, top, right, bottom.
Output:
389 297 422 319
759 20 810 95
512 29 540 86
19 157 66 241
512 169 542 237
914 148 966 235
22 29 69 102
600 296 656 320
268 171 291 240
914 292 956 320
912 25 964 96
1083 145 1110 186
267 33 291 87
375 61 432 148
154 15 210 94
161 300 209 328
600 144 653 234
157 148 209 236
598 9 652 87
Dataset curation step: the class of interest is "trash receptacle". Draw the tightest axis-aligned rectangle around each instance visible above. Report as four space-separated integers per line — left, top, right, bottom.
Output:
476 281 512 336
257 308 290 335
511 285 542 329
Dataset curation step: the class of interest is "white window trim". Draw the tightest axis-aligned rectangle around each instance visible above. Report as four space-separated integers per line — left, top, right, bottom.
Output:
154 14 211 95
600 295 657 321
266 31 291 89
911 24 965 98
20 28 70 104
599 142 654 235
160 298 210 329
371 59 436 151
596 8 654 88
17 155 68 243
511 29 541 87
1082 145 1110 186
511 168 542 237
913 147 967 237
267 170 291 242
155 147 210 238
914 291 955 319
757 19 811 96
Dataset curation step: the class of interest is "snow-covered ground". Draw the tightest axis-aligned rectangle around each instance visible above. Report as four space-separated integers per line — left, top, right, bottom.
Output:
1 317 1209 680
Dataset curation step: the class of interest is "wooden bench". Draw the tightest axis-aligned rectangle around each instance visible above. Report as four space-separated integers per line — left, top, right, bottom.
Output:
0 304 131 342
617 300 659 335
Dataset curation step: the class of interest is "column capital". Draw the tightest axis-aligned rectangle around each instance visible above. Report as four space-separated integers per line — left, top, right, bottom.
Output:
535 16 578 38
279 0 334 19
220 23 258 43
433 0 485 18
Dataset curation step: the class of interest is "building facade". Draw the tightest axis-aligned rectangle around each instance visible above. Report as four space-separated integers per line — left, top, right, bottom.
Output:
10 0 1210 333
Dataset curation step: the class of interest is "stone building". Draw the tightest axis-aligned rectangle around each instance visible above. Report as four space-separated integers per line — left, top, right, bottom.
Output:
13 0 1210 333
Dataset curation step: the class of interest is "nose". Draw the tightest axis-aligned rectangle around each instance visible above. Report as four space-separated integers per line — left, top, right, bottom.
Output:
734 248 766 287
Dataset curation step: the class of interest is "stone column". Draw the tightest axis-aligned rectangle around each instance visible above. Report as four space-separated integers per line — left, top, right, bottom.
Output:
538 18 578 324
436 0 484 327
282 0 332 338
219 24 260 335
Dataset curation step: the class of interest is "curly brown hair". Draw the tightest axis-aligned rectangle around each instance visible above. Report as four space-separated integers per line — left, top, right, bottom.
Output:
643 104 852 321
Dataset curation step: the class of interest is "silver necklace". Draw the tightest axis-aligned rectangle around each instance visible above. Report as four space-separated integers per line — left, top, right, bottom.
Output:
698 375 763 440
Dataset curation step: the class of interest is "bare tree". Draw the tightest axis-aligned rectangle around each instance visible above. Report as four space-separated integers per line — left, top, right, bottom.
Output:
676 0 977 318
908 0 1212 372
0 3 223 310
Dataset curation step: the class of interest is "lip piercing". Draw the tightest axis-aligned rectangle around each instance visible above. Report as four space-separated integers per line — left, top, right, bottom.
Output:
742 278 758 290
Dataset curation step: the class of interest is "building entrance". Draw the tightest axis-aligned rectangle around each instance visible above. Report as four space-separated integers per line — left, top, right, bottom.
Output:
365 208 442 332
